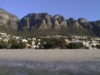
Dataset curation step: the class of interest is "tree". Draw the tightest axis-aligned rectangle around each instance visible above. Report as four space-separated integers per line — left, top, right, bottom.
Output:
8 38 26 49
67 42 84 49
42 38 66 49
17 40 26 49
10 43 19 49
96 45 100 49
42 38 58 49
27 39 32 45
8 38 19 49
0 40 8 49
43 42 55 49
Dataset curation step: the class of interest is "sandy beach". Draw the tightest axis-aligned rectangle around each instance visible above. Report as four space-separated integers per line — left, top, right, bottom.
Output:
0 49 100 62
0 49 100 75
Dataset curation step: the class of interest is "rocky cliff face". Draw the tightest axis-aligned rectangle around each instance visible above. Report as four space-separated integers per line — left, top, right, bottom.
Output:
0 8 19 30
19 13 68 30
18 13 100 36
19 13 92 31
0 8 100 36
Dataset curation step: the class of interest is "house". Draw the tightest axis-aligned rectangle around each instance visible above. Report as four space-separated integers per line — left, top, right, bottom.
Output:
64 39 70 44
90 40 98 46
32 38 36 41
22 39 28 43
83 41 90 47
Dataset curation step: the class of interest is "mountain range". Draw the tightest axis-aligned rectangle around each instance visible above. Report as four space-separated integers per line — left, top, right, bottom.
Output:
0 8 100 37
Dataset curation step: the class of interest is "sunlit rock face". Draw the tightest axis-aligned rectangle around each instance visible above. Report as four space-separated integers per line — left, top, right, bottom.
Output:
19 13 100 36
0 8 100 37
53 15 67 29
19 14 68 30
0 8 19 30
78 18 88 23
19 13 53 30
38 19 48 29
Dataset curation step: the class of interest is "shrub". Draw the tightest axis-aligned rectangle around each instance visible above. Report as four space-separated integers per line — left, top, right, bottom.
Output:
67 42 84 49
8 38 26 49
0 40 8 49
96 45 100 49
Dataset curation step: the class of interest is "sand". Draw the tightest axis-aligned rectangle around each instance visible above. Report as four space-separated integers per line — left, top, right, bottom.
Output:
0 49 100 62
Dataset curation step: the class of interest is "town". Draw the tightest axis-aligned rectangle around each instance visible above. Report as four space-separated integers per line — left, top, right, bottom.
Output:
0 32 100 49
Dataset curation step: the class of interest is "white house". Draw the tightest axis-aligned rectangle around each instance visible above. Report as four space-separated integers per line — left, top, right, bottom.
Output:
83 41 90 47
22 39 28 43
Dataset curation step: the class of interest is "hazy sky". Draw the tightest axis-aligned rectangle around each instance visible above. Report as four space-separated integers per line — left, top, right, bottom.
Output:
0 0 100 21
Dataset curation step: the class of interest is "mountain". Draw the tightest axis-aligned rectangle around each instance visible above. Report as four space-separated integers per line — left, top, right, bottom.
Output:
0 8 100 37
0 8 19 32
19 13 99 36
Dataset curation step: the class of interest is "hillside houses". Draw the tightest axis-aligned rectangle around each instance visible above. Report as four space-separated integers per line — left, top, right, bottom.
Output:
0 32 100 49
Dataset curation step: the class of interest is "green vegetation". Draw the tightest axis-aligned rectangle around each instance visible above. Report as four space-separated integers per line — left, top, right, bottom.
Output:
66 42 84 49
0 40 8 49
0 26 17 36
40 38 66 49
8 38 26 49
96 45 100 49
39 38 85 49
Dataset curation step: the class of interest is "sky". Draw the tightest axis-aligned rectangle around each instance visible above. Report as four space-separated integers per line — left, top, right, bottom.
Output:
0 0 100 21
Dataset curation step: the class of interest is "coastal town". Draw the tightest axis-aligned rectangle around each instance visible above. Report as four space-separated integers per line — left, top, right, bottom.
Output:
0 32 100 49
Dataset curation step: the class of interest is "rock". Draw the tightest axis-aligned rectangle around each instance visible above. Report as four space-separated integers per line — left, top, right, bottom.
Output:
20 13 53 30
60 20 67 28
78 18 88 23
45 14 52 29
0 8 19 30
38 19 48 29
53 20 60 29
74 21 80 28
19 17 30 30
53 14 65 21
46 18 52 29
18 12 100 36
95 20 100 26
20 14 78 31
67 18 76 26
67 18 82 28
53 15 61 20
53 15 67 28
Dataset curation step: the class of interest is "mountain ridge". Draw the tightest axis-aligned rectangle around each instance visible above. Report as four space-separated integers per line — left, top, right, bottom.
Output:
0 8 100 37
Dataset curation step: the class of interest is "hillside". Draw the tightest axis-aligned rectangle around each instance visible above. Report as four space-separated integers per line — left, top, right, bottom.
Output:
0 8 100 37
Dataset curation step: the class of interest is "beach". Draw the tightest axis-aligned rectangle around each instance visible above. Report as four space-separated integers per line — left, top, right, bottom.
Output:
0 49 100 62
0 49 100 75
